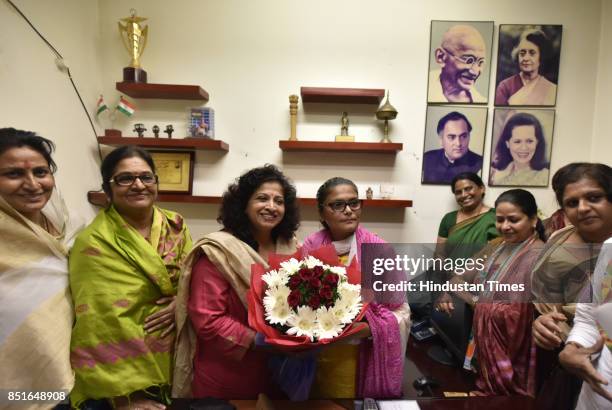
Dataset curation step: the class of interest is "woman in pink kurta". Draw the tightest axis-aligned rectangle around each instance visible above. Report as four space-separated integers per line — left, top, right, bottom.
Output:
302 177 411 399
173 165 299 399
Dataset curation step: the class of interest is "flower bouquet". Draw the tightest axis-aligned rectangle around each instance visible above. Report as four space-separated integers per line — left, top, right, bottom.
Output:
247 245 369 351
247 245 369 399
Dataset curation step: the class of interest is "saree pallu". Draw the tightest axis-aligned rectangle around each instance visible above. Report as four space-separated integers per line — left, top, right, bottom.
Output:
69 205 191 407
471 235 543 396
532 226 600 337
0 191 81 410
442 209 499 260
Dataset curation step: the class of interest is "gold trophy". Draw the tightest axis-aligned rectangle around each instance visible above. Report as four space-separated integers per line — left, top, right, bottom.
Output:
118 9 149 83
335 112 355 142
289 95 299 141
376 90 398 143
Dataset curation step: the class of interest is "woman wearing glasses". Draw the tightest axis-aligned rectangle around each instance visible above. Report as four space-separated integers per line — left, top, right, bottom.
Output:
69 146 192 409
495 29 557 106
302 177 410 399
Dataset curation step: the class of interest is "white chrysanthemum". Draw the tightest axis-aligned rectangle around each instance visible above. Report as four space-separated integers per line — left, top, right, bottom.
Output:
337 283 362 319
262 269 285 288
263 285 290 311
329 266 347 277
304 256 323 269
286 306 317 341
280 258 301 275
266 301 294 326
315 306 345 340
329 299 359 324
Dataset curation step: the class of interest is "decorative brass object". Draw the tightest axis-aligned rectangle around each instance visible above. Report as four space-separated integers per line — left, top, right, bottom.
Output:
289 95 299 141
335 112 355 142
118 9 149 83
376 91 398 143
133 123 146 138
164 124 174 139
152 125 160 138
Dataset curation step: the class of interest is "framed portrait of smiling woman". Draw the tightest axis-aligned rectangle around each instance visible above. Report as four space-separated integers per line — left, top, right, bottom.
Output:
489 108 555 187
494 24 563 107
426 20 494 104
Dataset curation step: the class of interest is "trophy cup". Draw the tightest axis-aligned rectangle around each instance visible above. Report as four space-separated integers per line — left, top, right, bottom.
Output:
118 9 148 83
376 91 398 143
335 112 355 142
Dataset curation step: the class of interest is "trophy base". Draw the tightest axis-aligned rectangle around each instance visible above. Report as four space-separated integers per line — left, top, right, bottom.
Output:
104 129 122 137
335 135 355 142
123 67 147 83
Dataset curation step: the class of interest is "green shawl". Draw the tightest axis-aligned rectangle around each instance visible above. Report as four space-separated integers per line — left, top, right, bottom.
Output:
69 205 192 406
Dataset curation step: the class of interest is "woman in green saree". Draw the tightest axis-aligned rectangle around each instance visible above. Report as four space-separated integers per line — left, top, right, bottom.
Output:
69 146 192 409
436 172 499 258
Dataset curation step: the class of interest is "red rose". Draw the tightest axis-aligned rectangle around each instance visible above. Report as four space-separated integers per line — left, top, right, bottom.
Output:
319 285 333 300
309 278 322 289
288 290 301 308
308 295 321 309
299 267 315 281
313 265 324 277
288 275 302 289
324 273 339 285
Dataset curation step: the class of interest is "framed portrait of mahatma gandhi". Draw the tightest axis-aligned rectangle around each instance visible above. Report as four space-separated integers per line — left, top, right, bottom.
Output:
489 108 555 187
494 25 563 107
422 105 488 185
427 21 494 105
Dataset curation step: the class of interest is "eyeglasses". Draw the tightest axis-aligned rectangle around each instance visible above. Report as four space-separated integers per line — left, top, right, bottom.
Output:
109 172 158 187
443 48 485 68
327 199 362 213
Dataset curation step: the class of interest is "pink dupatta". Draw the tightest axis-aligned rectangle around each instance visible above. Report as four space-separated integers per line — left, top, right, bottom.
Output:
302 226 403 398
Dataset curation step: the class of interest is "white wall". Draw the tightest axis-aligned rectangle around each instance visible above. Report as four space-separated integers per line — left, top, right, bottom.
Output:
2 0 607 243
591 0 612 164
0 0 103 222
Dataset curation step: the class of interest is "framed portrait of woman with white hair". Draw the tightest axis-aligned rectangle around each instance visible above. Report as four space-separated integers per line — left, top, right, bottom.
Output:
494 24 563 107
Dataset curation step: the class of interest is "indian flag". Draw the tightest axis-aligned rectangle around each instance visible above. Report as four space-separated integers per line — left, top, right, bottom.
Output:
116 96 135 117
95 95 108 117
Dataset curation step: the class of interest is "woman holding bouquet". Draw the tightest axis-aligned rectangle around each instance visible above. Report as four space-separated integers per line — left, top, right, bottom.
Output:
173 165 300 399
302 177 411 399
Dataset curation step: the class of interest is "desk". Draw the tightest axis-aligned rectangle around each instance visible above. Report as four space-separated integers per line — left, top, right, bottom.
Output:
173 396 535 410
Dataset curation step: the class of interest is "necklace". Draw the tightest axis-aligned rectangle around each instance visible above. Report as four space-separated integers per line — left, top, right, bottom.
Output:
41 214 50 233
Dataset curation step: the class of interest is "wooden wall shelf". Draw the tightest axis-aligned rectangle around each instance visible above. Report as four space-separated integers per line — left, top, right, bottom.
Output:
97 136 229 151
88 192 412 208
300 87 385 104
116 82 209 101
279 140 402 153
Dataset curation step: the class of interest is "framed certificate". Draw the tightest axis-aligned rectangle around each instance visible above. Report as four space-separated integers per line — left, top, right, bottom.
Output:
149 150 194 194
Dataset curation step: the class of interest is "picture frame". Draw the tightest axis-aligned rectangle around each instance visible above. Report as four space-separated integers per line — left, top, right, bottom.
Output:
494 24 563 107
488 108 555 187
421 105 488 185
149 150 195 194
426 20 494 105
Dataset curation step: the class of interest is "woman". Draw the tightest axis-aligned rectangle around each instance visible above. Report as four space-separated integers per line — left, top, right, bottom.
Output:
302 177 410 399
69 146 192 409
0 128 82 409
437 172 498 258
489 112 549 186
173 165 300 399
531 163 612 408
495 29 557 106
437 189 546 396
560 237 612 409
